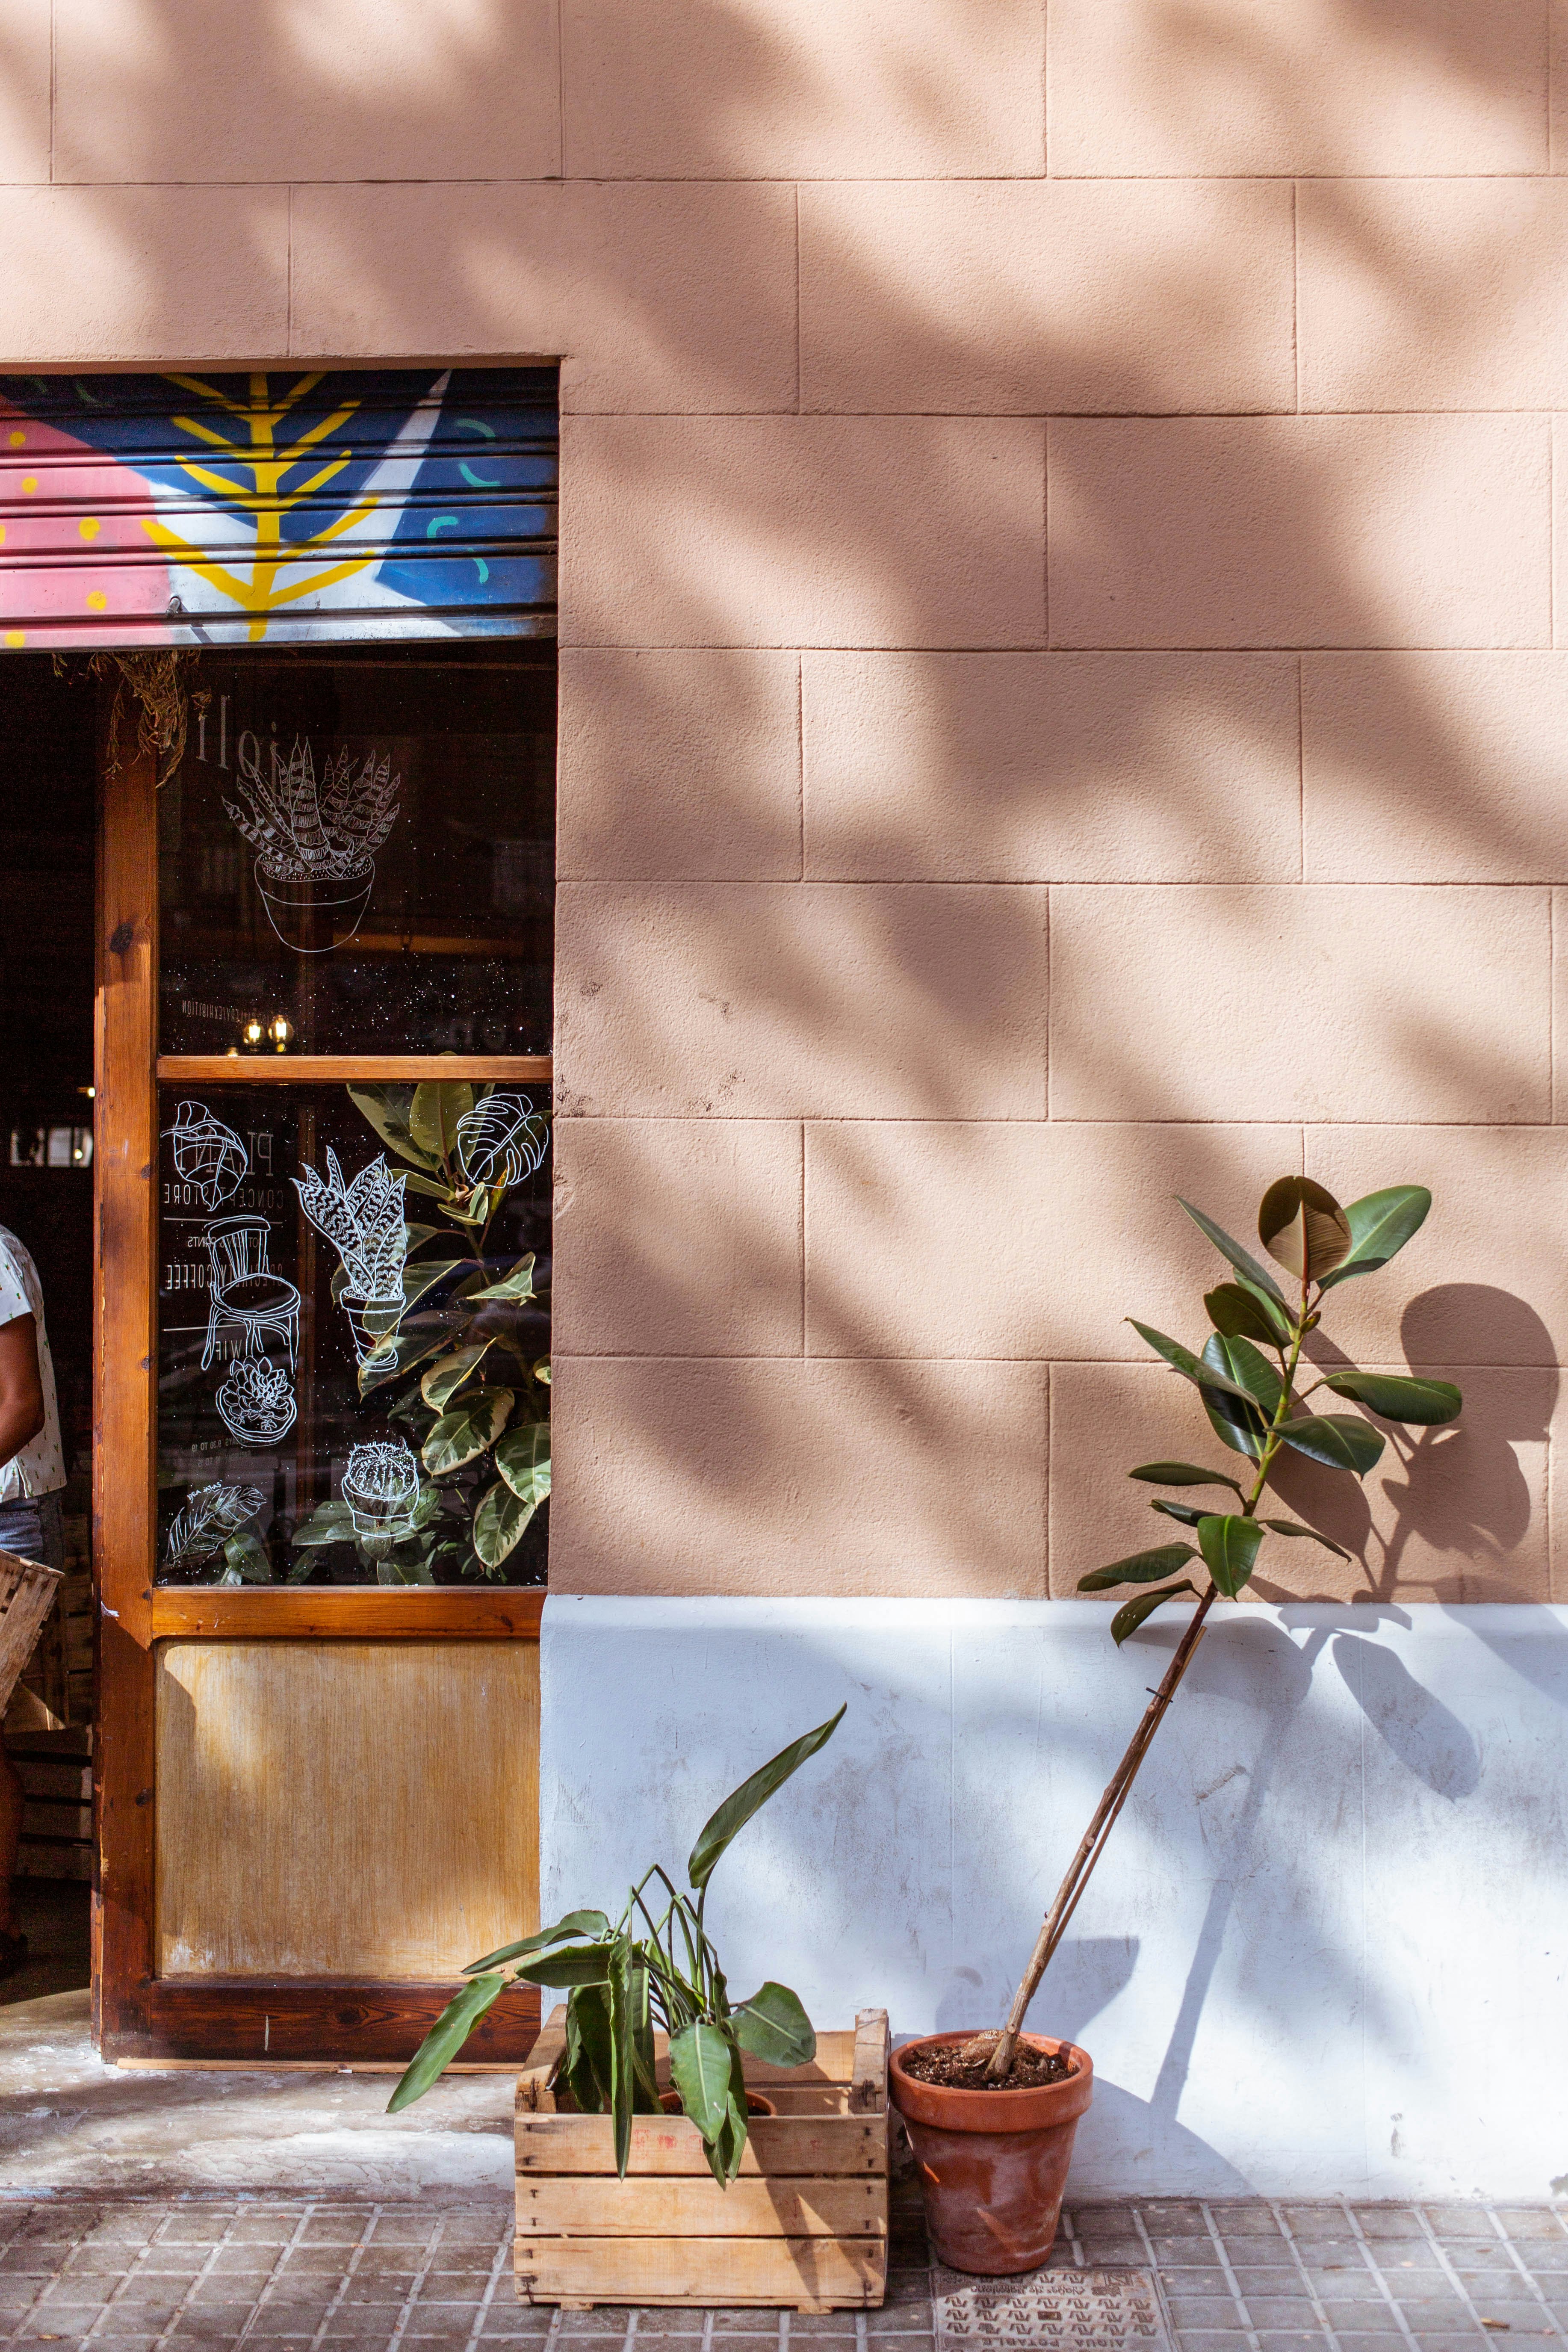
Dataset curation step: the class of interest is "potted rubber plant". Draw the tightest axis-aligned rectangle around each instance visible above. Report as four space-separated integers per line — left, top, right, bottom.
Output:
890 1177 1462 2274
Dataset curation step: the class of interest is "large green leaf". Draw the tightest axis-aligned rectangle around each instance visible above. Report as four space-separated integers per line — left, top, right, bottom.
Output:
1150 1498 1207 1527
1202 1333 1283 1417
347 1083 441 1173
732 1982 816 2068
1205 1282 1291 1347
411 1081 474 1167
1111 1580 1196 1646
386 1972 507 2113
1276 1413 1385 1475
1127 1320 1269 1408
464 1911 612 1976
608 1944 635 2178
1077 1542 1196 1593
512 1940 618 1989
1317 1186 1432 1292
1128 1462 1245 1494
422 1342 493 1411
1322 1371 1462 1426
710 2040 752 2188
1198 1332 1273 1460
668 2020 734 2142
470 1254 537 1304
400 1256 468 1316
565 1982 613 2114
1175 1197 1287 1303
495 1422 551 1505
472 1477 537 1569
422 1387 515 1477
1260 1517 1351 1561
1258 1176 1352 1283
359 1319 453 1398
222 1531 272 1584
290 1499 354 1549
1196 1512 1264 1597
687 1705 846 1892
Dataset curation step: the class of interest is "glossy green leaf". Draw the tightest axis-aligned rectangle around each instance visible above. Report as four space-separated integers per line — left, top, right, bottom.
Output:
1258 1176 1352 1283
1202 1333 1283 1417
1205 1281 1291 1347
386 1972 507 2113
358 1320 451 1398
400 1256 467 1315
1196 1512 1264 1597
710 2041 752 2187
422 1386 515 1477
668 2020 734 2142
1259 1517 1352 1561
1322 1371 1462 1426
400 1170 454 1200
222 1530 272 1584
1077 1542 1196 1593
1150 1498 1207 1527
1128 1462 1246 1494
1175 1197 1287 1303
687 1705 845 1892
1276 1412 1385 1475
1198 1333 1272 1460
565 1981 613 2115
495 1422 552 1505
732 1982 816 2068
470 1253 537 1304
1316 1186 1433 1292
511 1940 618 1989
422 1342 493 1410
1111 1580 1196 1646
1127 1320 1267 1408
463 1911 612 1976
411 1081 474 1167
472 1477 537 1569
290 1499 354 1549
347 1083 441 1174
608 1943 635 2178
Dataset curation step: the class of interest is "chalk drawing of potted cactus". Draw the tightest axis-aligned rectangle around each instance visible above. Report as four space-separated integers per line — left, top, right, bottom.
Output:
291 1148 409 1363
342 1440 422 1551
223 736 401 954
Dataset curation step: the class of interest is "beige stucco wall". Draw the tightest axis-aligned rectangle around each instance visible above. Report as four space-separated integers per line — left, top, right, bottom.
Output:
14 0 1566 1605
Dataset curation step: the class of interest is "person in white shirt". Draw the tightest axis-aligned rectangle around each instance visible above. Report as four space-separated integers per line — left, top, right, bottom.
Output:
0 1222 67 1976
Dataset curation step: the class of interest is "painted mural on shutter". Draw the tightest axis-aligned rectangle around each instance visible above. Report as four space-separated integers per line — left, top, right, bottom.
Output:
0 367 557 650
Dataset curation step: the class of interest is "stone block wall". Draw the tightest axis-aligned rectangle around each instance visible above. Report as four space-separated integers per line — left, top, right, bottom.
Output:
10 0 1567 1605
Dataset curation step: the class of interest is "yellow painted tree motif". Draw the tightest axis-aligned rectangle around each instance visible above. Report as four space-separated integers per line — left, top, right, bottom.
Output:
142 372 377 642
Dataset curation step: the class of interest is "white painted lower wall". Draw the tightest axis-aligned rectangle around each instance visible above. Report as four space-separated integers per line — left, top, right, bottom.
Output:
539 1595 1568 2201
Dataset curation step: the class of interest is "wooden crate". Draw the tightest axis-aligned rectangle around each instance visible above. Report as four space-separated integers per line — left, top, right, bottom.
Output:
515 2005 889 2310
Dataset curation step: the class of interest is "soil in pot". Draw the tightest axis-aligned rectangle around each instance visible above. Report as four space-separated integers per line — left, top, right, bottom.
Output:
900 2042 1072 2093
890 2032 1093 2278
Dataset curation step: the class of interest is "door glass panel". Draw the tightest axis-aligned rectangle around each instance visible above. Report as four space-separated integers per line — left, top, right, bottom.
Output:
158 646 554 1055
156 1078 551 1586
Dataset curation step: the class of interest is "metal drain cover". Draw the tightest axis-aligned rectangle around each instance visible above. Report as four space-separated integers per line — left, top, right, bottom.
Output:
933 2266 1173 2351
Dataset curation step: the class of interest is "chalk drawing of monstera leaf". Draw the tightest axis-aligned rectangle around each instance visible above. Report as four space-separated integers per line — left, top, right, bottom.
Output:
164 1481 266 1573
455 1093 549 1191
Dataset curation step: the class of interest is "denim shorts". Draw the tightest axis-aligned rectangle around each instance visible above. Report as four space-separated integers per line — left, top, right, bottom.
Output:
0 1488 65 1572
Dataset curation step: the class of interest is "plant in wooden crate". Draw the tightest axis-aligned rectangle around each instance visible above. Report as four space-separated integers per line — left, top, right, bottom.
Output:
289 1081 550 1585
391 1706 889 2311
891 1177 1463 2276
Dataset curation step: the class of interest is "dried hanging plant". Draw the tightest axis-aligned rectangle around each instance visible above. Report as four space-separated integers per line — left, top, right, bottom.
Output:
54 649 207 785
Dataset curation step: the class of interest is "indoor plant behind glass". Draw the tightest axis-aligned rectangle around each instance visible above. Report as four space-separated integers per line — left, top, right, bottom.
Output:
890 1176 1463 2274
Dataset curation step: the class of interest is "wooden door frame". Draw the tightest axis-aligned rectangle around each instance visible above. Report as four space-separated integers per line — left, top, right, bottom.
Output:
92 729 545 2064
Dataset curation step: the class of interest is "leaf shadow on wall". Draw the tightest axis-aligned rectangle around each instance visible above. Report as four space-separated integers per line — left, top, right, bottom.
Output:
1255 1286 1553 1604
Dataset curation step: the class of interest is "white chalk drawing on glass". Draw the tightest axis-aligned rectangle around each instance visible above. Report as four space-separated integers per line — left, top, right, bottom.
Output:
292 1149 408 1362
164 1099 249 1210
342 1440 421 1543
223 736 401 953
201 1216 302 1370
163 1480 266 1575
454 1092 549 1191
214 1354 297 1445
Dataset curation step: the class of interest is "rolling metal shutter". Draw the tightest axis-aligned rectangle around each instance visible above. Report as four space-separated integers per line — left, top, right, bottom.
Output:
0 366 557 650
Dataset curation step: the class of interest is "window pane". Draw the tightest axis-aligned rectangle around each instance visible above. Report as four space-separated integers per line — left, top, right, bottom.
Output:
158 646 554 1055
157 1078 550 1587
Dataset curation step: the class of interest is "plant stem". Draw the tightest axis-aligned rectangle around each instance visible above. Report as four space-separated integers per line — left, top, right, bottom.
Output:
983 1275 1314 2080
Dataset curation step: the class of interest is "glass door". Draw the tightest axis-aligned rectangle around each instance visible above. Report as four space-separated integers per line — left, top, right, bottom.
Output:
95 645 554 2060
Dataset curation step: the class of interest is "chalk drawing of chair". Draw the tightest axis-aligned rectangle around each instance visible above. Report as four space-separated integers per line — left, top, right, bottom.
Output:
202 1218 301 1372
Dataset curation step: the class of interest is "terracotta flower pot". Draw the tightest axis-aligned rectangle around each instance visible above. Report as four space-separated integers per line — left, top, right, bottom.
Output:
889 2033 1093 2277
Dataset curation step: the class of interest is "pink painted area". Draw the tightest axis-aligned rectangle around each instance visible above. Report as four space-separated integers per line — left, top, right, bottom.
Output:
0 399 172 648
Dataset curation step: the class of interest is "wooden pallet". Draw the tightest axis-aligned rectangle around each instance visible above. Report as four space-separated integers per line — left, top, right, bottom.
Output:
515 2005 889 2310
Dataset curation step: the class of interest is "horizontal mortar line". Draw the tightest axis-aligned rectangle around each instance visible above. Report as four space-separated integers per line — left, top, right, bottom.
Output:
555 1351 1555 1365
560 640 1562 654
561 873 1568 888
555 1112 1562 1126
27 169 1568 188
